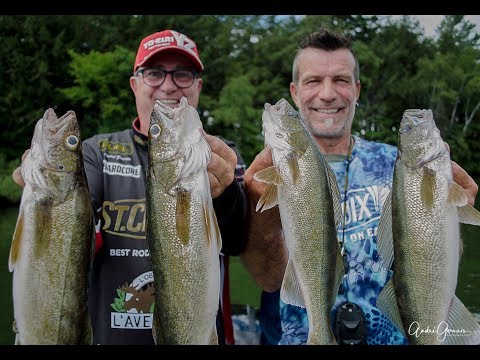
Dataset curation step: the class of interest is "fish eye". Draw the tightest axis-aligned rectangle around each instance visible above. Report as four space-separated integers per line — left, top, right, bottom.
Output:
275 132 284 139
287 110 299 117
399 124 412 134
65 135 79 150
150 124 161 139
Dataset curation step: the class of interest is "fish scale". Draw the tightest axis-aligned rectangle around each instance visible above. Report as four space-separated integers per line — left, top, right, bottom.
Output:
376 109 480 345
9 109 94 345
254 98 344 345
146 97 221 345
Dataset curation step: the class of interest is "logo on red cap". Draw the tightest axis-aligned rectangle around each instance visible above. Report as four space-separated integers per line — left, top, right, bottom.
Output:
134 30 204 73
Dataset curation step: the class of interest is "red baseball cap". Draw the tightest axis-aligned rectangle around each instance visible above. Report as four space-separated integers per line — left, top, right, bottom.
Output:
133 30 204 73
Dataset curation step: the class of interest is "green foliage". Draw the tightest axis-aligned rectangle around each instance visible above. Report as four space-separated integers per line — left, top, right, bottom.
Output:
437 15 480 52
2 14 480 193
210 76 263 165
0 155 22 204
410 16 480 177
60 46 136 139
353 18 430 145
229 256 261 308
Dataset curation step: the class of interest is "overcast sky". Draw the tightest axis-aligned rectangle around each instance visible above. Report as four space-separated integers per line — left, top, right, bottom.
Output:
400 15 480 38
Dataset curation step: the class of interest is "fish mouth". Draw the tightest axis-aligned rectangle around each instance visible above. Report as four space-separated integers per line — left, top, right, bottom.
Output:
398 109 445 168
43 108 61 126
264 100 303 132
154 98 188 117
41 110 77 142
35 110 80 172
401 109 433 127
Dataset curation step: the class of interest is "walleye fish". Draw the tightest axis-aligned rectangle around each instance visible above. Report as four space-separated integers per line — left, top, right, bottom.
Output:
9 109 94 345
146 97 222 345
254 98 344 345
376 109 480 345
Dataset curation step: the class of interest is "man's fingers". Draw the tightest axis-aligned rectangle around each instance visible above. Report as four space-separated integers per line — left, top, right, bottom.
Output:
451 160 478 206
444 142 450 153
208 172 222 198
204 132 237 166
245 148 272 180
244 148 273 200
446 144 477 206
208 152 233 184
202 133 236 198
21 149 29 161
12 166 25 188
12 149 29 188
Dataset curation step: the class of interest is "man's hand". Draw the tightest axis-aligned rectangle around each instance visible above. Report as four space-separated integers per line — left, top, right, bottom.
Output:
452 160 478 206
241 147 287 292
244 147 283 234
244 147 273 203
12 149 29 188
445 142 478 206
203 132 237 199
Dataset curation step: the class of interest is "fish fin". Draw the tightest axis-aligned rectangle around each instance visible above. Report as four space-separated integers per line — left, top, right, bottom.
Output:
22 154 48 190
204 203 222 251
376 190 394 269
176 190 191 245
376 279 405 337
212 210 222 250
180 134 211 181
420 167 436 210
457 203 480 225
280 259 305 308
448 181 468 207
204 203 211 247
9 207 25 272
254 165 282 211
287 154 300 185
253 166 283 185
256 183 278 213
325 162 343 227
444 295 480 345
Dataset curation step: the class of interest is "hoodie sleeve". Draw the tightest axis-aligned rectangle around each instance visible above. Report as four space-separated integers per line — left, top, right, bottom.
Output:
213 138 247 256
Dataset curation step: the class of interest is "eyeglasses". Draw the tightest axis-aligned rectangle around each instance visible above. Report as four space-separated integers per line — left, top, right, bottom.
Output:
136 68 198 88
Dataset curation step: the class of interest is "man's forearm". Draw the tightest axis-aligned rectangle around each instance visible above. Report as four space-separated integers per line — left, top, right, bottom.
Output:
240 198 288 292
240 147 287 292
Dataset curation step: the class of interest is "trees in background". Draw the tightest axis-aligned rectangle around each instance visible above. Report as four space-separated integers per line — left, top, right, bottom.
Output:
1 15 479 204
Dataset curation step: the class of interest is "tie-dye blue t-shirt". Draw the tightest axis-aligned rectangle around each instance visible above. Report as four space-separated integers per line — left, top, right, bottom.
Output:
278 135 408 345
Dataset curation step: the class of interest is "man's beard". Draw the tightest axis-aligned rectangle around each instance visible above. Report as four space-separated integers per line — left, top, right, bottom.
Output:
305 119 345 139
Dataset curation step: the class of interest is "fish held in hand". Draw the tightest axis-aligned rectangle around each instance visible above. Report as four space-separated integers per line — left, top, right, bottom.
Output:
254 98 344 345
146 97 222 345
376 109 480 345
9 108 95 345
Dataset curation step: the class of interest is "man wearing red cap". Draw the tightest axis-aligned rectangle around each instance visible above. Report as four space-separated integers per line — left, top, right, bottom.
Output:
86 29 246 345
13 29 247 345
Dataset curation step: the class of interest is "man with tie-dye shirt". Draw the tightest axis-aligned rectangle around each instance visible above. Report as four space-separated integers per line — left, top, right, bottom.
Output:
279 136 404 345
240 28 478 345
